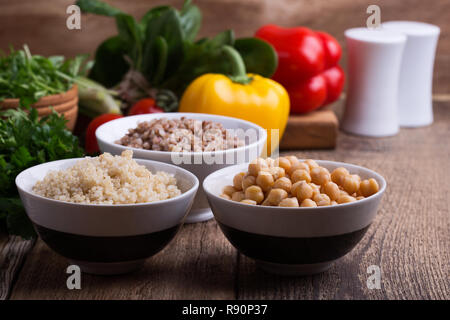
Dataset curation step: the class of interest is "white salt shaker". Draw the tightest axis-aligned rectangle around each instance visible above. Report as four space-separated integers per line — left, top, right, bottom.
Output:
382 21 440 127
342 28 406 137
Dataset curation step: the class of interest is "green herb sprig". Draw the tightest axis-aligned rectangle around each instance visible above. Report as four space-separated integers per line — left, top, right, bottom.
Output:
0 108 84 238
0 45 88 108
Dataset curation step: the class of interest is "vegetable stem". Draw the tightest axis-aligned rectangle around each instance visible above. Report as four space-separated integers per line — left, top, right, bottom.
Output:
221 45 252 85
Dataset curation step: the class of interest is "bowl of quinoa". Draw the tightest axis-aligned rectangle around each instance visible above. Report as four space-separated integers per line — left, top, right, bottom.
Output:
15 151 199 275
33 150 181 204
95 113 267 223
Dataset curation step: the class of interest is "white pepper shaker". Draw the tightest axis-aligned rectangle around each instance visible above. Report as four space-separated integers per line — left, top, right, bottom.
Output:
382 21 440 127
342 28 406 137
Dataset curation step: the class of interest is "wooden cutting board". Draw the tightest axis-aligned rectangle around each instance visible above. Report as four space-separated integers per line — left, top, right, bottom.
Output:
280 109 338 150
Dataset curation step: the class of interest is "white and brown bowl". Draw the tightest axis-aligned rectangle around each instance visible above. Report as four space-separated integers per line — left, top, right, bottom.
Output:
15 158 199 275
203 160 386 276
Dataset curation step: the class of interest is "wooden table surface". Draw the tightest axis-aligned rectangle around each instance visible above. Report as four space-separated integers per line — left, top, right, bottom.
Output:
1 102 449 300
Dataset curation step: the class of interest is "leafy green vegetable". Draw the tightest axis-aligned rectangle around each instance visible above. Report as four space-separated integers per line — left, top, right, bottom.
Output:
76 0 122 16
77 0 277 108
141 7 184 83
235 38 278 78
162 30 236 95
0 108 84 238
89 36 129 87
179 0 202 42
0 45 85 108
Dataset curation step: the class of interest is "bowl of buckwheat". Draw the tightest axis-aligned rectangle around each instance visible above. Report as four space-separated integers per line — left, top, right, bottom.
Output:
203 156 386 276
96 113 267 223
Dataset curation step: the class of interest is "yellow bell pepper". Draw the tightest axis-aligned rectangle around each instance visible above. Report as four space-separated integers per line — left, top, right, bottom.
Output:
179 46 290 155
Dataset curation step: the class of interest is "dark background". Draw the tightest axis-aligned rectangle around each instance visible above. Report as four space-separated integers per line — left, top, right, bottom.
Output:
0 0 448 93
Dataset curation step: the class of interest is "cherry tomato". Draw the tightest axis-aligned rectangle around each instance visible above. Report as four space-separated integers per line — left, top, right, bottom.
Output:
85 113 123 154
128 98 164 115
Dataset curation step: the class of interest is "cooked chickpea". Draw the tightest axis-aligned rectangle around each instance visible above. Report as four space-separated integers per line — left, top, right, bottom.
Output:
248 158 268 177
229 159 376 208
309 183 321 198
291 169 311 183
242 175 256 190
322 181 340 201
287 162 310 175
304 159 319 170
262 188 288 206
223 185 236 196
359 178 379 197
301 199 317 207
337 194 356 204
277 157 291 173
286 155 300 167
331 167 349 185
233 172 245 191
220 194 231 200
270 167 286 180
244 185 264 204
291 181 302 196
310 167 331 185
279 197 299 207
273 177 292 193
342 176 360 194
256 171 275 192
241 199 257 205
314 193 331 206
231 191 245 202
296 181 313 202
339 189 349 197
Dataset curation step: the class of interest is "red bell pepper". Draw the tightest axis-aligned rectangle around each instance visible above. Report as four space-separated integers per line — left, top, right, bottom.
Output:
255 25 345 114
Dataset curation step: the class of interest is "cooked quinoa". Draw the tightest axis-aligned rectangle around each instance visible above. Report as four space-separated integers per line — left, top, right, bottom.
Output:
33 150 181 204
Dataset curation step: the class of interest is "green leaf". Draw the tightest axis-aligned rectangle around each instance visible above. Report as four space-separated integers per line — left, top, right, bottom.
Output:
235 37 278 78
151 36 168 86
140 5 171 30
115 13 143 69
162 30 236 95
206 30 235 49
11 146 34 168
76 0 123 16
180 0 202 42
89 36 129 87
141 8 184 81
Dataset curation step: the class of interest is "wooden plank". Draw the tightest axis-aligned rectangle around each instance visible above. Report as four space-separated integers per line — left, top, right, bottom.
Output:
7 101 450 300
0 235 35 300
237 101 450 300
280 109 338 150
10 221 237 300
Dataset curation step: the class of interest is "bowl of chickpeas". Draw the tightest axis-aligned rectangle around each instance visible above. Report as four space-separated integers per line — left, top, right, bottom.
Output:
203 156 386 276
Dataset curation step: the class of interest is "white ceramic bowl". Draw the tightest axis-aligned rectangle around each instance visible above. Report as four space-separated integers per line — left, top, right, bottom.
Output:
16 158 199 275
203 160 386 276
96 113 267 223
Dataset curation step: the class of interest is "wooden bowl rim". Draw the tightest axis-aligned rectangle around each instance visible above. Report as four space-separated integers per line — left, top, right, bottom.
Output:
0 84 78 109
